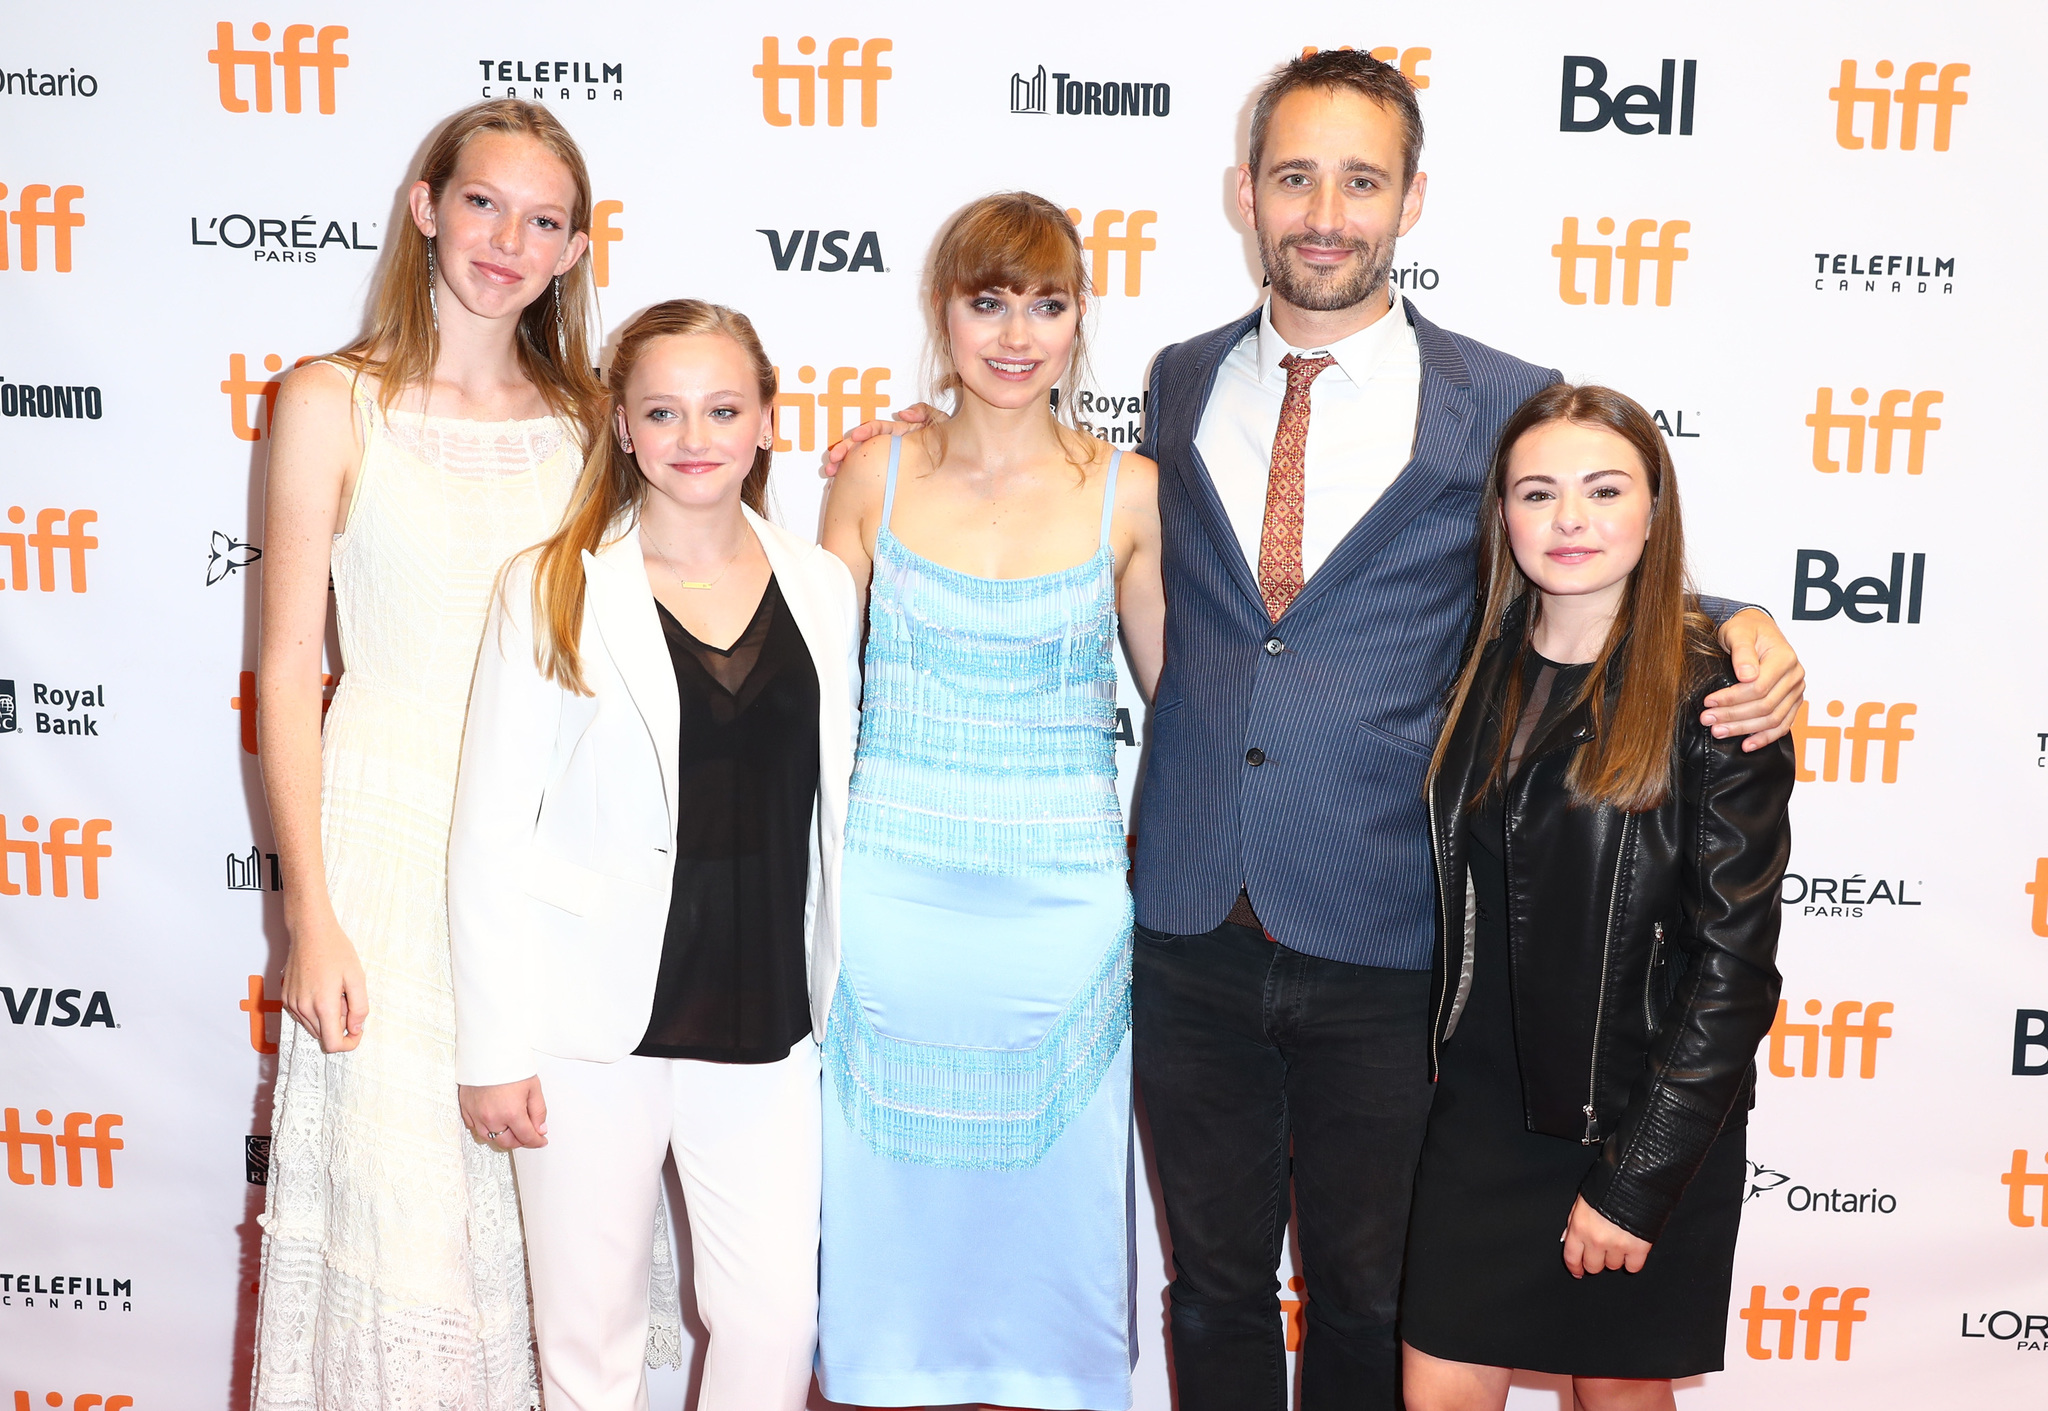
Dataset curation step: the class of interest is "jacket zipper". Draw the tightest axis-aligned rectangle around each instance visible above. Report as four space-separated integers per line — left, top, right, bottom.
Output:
1583 816 1630 1145
1643 921 1664 1029
1428 787 1451 1074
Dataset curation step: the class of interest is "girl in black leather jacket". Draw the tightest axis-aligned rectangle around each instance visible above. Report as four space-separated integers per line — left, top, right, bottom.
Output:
1400 385 1795 1411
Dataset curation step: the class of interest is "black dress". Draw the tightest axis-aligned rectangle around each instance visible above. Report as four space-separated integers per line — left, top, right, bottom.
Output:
633 576 817 1064
1401 653 1746 1379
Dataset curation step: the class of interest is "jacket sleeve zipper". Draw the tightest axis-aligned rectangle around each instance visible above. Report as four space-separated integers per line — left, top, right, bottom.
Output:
1643 920 1665 1029
1583 816 1632 1145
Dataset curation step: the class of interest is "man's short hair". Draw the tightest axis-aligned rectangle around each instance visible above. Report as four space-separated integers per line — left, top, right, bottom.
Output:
1247 50 1425 189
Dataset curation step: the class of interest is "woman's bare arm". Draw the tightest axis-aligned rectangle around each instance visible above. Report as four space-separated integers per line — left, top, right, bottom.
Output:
818 434 890 611
258 362 367 1052
1112 453 1165 703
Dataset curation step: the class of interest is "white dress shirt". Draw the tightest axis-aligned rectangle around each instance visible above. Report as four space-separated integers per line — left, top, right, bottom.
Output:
1192 295 1424 582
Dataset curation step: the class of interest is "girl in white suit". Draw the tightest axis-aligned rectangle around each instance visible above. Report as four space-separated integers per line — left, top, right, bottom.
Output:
447 299 859 1411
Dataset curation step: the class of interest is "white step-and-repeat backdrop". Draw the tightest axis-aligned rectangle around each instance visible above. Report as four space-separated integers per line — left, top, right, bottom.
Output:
4 3 2043 1407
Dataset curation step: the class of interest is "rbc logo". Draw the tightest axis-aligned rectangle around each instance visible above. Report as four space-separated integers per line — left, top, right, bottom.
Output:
1831 60 1968 150
1791 550 1925 623
209 22 348 114
1551 218 1688 306
1806 387 1942 474
759 229 884 273
1739 1286 1869 1360
1560 56 1697 134
1065 209 1155 296
1 183 85 273
753 37 892 127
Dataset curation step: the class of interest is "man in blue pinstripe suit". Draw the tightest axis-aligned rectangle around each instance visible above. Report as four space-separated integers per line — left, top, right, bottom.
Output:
1125 51 1802 1411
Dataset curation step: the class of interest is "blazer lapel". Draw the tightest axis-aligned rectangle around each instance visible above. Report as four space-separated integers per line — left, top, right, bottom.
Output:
583 524 681 838
1167 309 1267 618
1285 302 1480 621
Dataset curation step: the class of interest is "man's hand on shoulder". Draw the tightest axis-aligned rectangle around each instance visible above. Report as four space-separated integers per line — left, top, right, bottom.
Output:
1703 608 1805 751
821 402 943 477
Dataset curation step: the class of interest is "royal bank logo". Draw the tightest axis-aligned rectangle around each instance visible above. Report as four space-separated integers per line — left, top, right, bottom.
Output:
1812 251 1955 295
759 228 884 273
476 57 625 102
0 682 12 734
1066 209 1155 296
1 1107 124 1187
1552 217 1688 306
753 37 892 127
247 1134 273 1184
1767 999 1893 1078
1561 56 1697 134
190 212 378 265
1 683 109 739
1 509 99 592
1806 387 1942 472
1009 65 1170 118
2 183 84 273
1831 60 1968 151
206 531 261 585
1780 871 1922 918
1740 1285 1870 1360
1791 550 1925 623
1 378 102 420
2 64 98 97
770 365 891 453
209 22 348 114
1072 389 1147 447
1789 698 1916 783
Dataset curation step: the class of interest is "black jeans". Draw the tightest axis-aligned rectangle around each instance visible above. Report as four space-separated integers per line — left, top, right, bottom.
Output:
1133 920 1434 1411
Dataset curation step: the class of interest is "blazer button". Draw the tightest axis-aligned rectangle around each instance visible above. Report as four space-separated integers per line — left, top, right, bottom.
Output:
1245 747 1266 766
1264 638 1285 656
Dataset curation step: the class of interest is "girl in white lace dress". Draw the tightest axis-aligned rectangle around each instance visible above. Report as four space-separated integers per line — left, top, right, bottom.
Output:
251 101 603 1409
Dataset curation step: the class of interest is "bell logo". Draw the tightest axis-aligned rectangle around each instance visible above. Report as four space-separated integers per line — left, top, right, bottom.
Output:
1065 210 1155 296
0 1108 123 1187
1805 388 1942 474
1551 218 1688 306
1830 60 1968 151
0 815 114 900
2 184 85 273
208 22 348 114
2028 859 2048 938
753 37 892 128
1789 699 1915 783
1790 550 1925 624
2 508 99 592
771 366 891 453
1561 56 1697 135
2014 1010 2048 1075
592 199 623 288
1767 999 1894 1079
1739 1285 1869 1360
1298 46 1431 89
230 670 339 755
2002 1150 2048 1226
242 975 284 1054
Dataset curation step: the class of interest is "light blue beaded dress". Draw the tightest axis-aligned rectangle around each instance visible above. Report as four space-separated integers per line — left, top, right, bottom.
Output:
818 438 1135 1410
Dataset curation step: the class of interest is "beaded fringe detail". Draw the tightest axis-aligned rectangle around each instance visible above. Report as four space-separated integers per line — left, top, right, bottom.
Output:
825 903 1133 1171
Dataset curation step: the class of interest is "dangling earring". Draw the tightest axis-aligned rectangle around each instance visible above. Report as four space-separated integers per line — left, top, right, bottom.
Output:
553 275 566 360
426 238 440 330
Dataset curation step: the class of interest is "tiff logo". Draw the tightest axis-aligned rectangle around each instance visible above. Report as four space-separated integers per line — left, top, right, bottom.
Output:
771 366 890 453
2030 859 2048 939
243 975 284 1054
222 353 305 441
1299 46 1431 89
209 21 348 114
592 199 622 288
1739 1285 1869 1360
1768 999 1894 1078
1 508 98 591
2004 1150 2048 1227
1552 218 1688 306
1831 60 1968 151
2 183 84 273
1066 209 1155 296
1 1107 123 1187
753 37 892 127
8 1396 132 1409
0 814 113 899
1789 699 1915 783
1806 387 1941 474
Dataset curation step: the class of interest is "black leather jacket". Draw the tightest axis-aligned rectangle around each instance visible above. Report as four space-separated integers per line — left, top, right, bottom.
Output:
1427 606 1795 1241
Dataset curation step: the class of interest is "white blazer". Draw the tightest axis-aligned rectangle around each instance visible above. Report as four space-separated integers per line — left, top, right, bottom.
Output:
448 506 861 1087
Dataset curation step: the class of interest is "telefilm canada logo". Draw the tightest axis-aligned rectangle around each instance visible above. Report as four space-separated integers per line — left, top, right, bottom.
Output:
0 1273 134 1314
476 57 625 102
1009 65 1170 118
1812 250 1954 295
3 987 116 1029
190 212 378 265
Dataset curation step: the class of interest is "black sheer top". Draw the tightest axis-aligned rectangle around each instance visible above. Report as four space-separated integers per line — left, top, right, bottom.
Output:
1470 649 1594 864
634 576 818 1064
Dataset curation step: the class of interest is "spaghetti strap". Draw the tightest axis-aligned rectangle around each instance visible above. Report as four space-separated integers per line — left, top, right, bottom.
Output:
1097 449 1123 552
881 435 904 531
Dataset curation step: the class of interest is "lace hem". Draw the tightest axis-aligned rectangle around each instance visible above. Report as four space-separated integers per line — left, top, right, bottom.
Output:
824 917 1132 1170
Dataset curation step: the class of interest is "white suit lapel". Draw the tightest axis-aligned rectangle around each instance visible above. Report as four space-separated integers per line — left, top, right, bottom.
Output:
582 525 681 839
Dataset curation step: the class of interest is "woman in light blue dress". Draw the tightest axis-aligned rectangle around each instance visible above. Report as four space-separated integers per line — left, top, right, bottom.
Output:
817 192 1165 1410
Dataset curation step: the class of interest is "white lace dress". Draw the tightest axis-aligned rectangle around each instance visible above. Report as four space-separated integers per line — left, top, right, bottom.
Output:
251 375 684 1409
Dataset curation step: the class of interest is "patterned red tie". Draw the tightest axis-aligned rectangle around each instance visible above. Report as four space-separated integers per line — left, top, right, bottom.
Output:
1257 353 1335 621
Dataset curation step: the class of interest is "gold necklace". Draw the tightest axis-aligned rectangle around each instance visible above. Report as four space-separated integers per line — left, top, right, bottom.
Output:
646 527 745 591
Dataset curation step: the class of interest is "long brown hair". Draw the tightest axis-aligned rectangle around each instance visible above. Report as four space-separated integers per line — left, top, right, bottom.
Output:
333 100 604 427
1427 384 1717 813
923 191 1096 471
527 300 778 694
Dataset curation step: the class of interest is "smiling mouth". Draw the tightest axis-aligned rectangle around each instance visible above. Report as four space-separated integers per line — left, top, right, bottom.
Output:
984 357 1040 379
472 260 522 285
667 461 721 475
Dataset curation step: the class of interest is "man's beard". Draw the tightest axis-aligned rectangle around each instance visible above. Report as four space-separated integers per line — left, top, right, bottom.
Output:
1259 226 1395 314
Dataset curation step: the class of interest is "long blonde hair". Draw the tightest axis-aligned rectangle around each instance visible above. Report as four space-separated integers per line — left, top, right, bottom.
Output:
333 100 604 427
528 300 778 695
1427 384 1718 813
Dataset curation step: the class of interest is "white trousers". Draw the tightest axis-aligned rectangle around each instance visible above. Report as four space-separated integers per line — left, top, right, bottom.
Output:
513 1039 821 1411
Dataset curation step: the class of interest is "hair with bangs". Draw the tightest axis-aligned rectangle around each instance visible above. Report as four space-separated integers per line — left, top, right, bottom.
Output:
923 191 1096 469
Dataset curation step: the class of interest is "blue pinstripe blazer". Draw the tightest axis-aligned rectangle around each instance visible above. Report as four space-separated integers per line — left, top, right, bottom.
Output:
1132 299 1559 970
